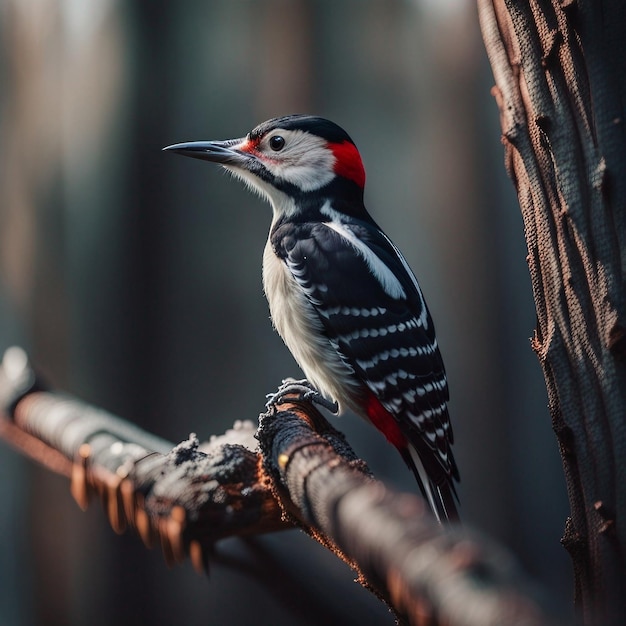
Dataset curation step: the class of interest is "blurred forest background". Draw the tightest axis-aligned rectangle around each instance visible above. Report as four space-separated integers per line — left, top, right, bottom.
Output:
0 1 570 625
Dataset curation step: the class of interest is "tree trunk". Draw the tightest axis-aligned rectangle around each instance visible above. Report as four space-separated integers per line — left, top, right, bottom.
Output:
478 1 626 624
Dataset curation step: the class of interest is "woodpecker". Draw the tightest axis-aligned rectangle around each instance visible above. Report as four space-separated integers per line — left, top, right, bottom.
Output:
164 115 459 522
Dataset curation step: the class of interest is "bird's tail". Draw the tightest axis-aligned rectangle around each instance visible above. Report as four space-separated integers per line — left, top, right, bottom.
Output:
405 444 459 523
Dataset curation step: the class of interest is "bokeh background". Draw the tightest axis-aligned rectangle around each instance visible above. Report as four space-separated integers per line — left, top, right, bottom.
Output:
0 1 570 625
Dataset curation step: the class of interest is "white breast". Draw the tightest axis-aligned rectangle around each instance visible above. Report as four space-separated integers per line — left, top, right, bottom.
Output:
262 239 361 411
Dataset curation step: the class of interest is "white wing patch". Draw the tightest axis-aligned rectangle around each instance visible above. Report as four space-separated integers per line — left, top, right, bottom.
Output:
320 204 406 301
378 231 429 329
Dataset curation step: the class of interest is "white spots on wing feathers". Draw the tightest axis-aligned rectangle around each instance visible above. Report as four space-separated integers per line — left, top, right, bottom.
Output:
354 338 439 372
368 372 411 392
321 305 387 319
367 373 446 399
410 402 448 430
400 375 447 400
335 316 424 344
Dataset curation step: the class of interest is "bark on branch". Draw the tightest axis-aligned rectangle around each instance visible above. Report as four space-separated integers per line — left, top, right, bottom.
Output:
478 1 626 624
0 347 554 625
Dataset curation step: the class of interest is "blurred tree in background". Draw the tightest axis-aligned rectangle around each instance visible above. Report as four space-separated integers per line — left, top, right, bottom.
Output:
0 2 568 625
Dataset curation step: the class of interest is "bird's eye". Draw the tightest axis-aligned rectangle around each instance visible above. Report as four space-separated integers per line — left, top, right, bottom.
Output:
269 135 286 151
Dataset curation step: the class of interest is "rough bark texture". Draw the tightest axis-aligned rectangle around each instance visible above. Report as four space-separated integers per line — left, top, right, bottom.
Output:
478 1 626 624
258 395 554 626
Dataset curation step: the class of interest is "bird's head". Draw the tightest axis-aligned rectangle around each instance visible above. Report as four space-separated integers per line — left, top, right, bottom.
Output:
164 115 366 219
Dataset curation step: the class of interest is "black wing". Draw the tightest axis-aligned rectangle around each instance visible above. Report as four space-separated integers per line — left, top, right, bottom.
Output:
272 218 457 484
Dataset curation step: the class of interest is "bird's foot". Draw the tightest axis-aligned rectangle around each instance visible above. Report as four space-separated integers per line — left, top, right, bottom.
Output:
266 378 339 414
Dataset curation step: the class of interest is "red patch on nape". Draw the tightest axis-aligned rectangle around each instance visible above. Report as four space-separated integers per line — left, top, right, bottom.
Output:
330 141 366 188
365 392 407 451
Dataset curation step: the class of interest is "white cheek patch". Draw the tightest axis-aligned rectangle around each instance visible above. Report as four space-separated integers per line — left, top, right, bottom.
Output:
259 130 336 192
224 131 336 220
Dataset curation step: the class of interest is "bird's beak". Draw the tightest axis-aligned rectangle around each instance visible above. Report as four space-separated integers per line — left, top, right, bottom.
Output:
162 139 250 166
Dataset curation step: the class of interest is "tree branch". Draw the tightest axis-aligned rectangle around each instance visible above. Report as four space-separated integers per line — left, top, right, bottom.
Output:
258 398 554 625
0 347 289 571
0 347 557 625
